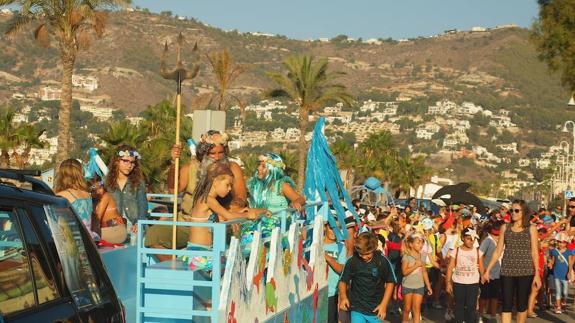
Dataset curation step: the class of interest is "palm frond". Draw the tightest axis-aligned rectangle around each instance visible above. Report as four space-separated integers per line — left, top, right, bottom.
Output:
34 23 50 47
5 14 34 38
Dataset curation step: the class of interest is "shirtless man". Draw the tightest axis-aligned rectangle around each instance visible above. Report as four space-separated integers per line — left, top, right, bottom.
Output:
144 130 260 259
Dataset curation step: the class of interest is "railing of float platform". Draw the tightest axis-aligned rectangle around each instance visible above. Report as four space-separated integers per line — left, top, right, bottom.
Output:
135 198 324 323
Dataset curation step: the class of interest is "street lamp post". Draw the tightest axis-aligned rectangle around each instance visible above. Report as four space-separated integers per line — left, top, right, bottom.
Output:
562 121 575 193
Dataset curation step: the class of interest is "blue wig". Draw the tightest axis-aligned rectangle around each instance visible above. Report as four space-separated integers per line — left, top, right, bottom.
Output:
247 153 295 208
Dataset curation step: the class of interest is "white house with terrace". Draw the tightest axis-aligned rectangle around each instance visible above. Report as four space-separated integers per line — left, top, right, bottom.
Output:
496 142 518 154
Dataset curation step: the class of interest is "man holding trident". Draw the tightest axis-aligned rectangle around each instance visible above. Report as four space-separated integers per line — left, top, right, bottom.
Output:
144 34 261 260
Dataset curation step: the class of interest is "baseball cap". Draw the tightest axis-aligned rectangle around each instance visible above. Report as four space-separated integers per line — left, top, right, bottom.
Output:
421 218 434 231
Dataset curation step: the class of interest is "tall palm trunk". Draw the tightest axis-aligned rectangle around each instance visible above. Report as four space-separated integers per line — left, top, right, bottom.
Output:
55 46 76 165
297 107 309 191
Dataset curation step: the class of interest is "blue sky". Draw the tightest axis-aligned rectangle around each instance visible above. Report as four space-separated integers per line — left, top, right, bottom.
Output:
133 0 539 40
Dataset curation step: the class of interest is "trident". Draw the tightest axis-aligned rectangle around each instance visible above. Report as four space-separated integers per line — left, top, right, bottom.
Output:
160 33 200 259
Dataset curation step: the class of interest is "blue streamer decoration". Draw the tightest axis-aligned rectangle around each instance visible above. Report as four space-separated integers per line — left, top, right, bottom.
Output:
303 117 362 242
84 148 105 180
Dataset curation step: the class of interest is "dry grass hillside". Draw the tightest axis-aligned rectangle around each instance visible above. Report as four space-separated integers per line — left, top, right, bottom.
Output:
0 10 571 120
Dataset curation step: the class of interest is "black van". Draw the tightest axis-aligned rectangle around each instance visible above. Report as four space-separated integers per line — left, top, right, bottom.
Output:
0 170 124 322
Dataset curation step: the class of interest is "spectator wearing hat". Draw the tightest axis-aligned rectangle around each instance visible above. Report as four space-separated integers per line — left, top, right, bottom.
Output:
549 232 572 314
446 227 483 323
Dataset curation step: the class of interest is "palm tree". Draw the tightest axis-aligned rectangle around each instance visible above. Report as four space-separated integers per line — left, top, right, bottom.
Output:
330 140 357 189
206 49 245 111
2 0 130 166
390 155 432 198
100 120 147 159
356 131 397 181
278 150 299 179
267 55 353 190
0 107 17 168
13 124 46 169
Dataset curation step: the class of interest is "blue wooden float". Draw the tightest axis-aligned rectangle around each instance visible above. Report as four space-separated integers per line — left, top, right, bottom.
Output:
102 202 329 323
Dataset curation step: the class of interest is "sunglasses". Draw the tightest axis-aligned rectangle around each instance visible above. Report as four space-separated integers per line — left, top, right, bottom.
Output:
120 159 137 165
89 181 104 191
512 209 521 213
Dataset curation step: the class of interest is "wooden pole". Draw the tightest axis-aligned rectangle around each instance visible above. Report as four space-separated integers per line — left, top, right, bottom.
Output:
160 33 200 264
171 73 182 260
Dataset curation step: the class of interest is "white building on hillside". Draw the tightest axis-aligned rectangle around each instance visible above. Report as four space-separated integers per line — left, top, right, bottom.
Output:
39 87 61 101
416 128 434 140
324 104 343 114
360 100 380 112
535 159 551 169
72 75 99 91
496 142 518 154
285 128 300 140
456 102 483 115
428 99 457 115
80 105 116 121
518 158 531 167
490 115 516 128
271 128 285 139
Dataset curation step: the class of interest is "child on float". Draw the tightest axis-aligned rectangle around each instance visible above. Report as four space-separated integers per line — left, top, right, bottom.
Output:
184 159 261 270
105 145 147 234
339 231 396 322
401 231 432 323
446 227 484 323
89 175 127 244
54 159 98 239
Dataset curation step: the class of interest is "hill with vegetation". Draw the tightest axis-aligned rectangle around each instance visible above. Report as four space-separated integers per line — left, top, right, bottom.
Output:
1 9 574 197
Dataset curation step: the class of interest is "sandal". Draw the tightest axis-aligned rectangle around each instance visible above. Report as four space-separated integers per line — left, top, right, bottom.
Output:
527 312 538 318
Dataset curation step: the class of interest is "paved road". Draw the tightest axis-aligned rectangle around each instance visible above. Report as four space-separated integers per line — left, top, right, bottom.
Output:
382 288 575 323
383 306 574 322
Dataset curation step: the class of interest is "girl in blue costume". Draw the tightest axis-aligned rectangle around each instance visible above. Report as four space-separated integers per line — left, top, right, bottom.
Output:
241 153 306 246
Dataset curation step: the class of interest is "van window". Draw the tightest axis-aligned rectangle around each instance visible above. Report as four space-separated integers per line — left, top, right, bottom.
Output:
43 205 103 309
17 209 60 304
0 209 35 315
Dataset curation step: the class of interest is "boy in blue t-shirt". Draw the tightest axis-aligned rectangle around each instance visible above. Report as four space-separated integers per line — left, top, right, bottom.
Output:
549 233 571 314
339 232 396 322
324 221 350 323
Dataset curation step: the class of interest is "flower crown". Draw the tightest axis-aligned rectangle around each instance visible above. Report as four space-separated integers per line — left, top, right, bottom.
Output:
118 149 141 160
258 154 286 170
200 132 229 145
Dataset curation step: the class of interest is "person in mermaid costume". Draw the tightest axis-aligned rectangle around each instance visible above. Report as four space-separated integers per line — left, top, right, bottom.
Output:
241 153 306 246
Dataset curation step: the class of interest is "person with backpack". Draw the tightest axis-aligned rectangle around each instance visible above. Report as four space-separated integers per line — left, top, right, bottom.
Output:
339 232 396 322
446 227 484 323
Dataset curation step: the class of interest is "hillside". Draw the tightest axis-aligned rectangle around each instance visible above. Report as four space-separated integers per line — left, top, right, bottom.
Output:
0 10 572 119
2 9 575 196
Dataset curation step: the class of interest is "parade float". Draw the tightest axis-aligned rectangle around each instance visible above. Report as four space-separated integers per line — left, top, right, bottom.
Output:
98 117 361 323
